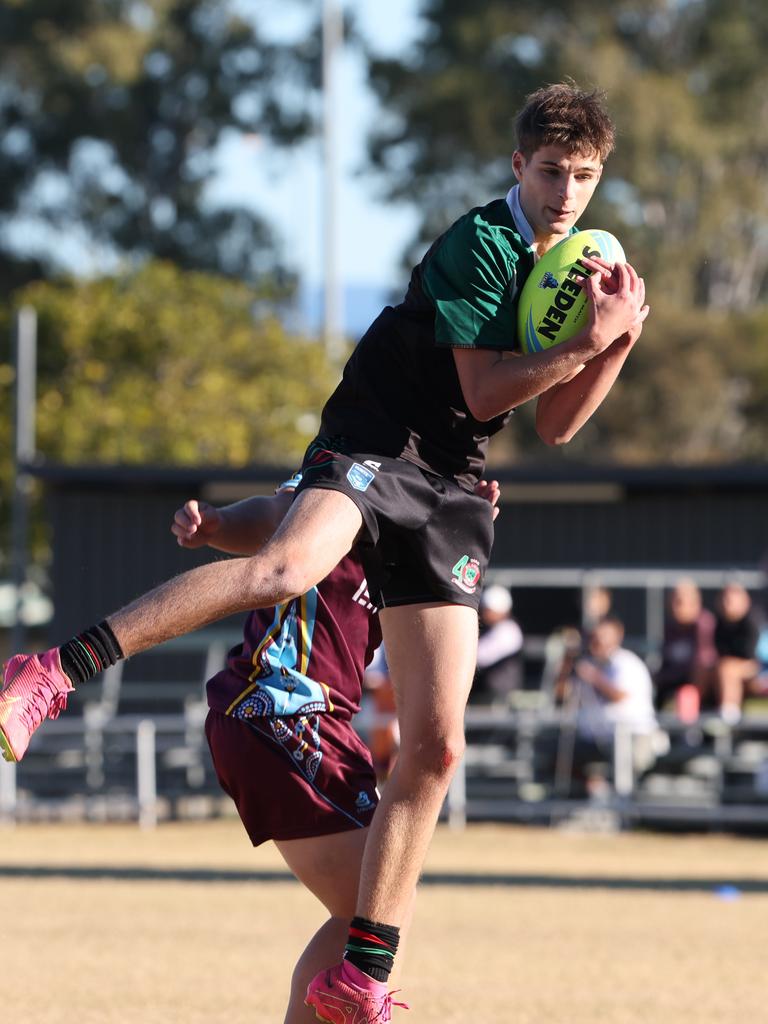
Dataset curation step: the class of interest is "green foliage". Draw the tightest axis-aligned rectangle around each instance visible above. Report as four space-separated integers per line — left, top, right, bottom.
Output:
575 303 742 463
16 262 336 468
0 261 337 563
368 0 768 305
366 0 768 462
0 3 335 567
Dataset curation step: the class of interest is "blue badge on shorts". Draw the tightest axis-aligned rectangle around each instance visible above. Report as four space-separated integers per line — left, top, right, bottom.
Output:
347 463 375 491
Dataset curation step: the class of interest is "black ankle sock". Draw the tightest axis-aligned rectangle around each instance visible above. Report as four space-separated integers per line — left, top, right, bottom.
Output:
344 916 400 982
59 621 124 685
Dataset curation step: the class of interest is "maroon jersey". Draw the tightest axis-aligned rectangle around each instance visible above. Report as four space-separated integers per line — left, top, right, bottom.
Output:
206 549 380 722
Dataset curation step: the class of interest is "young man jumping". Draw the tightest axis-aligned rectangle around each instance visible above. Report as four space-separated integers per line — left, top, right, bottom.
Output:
2 476 499 1023
1 83 647 1022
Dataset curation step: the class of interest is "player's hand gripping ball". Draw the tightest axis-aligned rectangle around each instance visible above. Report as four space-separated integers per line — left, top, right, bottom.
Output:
517 229 626 354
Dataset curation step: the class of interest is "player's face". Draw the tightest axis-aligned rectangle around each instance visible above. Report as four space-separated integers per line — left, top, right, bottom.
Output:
512 144 602 249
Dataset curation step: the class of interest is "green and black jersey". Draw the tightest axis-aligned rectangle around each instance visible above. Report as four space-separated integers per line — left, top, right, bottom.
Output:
319 190 541 490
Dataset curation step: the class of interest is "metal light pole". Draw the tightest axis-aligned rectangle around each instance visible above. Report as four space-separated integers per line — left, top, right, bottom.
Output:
11 305 37 656
322 0 344 360
2 305 36 823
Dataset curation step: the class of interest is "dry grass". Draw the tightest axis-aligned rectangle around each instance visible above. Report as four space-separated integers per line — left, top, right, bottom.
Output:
1 820 766 1023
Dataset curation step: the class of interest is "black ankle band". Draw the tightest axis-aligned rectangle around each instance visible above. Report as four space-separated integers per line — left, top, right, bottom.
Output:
59 620 125 685
344 916 400 982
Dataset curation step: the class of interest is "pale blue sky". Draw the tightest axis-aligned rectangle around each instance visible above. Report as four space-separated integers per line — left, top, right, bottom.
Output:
210 0 423 327
6 1 424 334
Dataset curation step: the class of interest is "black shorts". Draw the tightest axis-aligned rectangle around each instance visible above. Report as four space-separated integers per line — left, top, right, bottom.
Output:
298 438 495 610
205 709 378 847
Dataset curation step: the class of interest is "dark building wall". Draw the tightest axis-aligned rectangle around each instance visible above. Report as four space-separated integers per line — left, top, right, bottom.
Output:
40 466 286 640
492 489 768 568
51 485 210 637
35 463 768 642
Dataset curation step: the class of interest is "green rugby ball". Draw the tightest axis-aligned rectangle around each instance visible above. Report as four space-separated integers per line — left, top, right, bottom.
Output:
517 229 626 354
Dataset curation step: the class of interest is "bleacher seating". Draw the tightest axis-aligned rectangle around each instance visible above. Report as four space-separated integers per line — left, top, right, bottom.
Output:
4 567 768 831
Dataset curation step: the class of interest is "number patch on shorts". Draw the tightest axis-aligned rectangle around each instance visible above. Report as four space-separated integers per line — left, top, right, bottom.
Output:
451 554 481 594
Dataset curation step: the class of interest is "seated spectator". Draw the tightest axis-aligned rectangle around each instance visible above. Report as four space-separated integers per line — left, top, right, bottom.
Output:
654 579 717 716
540 585 612 707
553 615 660 794
715 582 760 724
582 584 613 630
470 584 523 705
753 628 768 696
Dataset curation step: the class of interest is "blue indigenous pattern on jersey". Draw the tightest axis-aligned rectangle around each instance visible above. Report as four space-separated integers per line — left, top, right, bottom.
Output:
231 589 333 719
206 550 381 723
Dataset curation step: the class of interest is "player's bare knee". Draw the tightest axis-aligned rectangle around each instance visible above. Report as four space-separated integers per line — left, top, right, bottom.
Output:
243 556 309 605
437 734 465 777
401 731 465 784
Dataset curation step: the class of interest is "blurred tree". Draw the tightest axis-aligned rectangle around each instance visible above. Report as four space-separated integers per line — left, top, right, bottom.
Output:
21 261 336 465
0 261 338 564
0 0 320 290
365 0 768 462
0 0 331 570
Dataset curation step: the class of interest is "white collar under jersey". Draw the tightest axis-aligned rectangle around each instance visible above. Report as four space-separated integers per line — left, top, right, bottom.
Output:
505 184 536 249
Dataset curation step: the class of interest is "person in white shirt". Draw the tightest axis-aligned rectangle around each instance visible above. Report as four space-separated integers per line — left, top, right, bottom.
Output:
553 615 662 794
574 616 657 743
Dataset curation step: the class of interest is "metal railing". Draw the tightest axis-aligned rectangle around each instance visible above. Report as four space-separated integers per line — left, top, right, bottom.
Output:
487 564 766 657
2 565 767 829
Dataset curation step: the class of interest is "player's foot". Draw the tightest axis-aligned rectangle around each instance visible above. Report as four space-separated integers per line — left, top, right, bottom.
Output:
305 962 408 1023
0 650 74 762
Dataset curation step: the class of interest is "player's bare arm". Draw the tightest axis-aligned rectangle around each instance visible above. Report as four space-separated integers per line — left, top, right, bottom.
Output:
534 264 647 442
172 492 294 554
535 318 644 444
454 261 646 426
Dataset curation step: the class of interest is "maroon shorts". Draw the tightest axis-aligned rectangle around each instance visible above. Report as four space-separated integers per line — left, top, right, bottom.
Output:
205 709 379 847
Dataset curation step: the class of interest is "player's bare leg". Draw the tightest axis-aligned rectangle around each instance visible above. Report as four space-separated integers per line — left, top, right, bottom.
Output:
1 487 361 762
108 487 363 656
354 602 478 925
277 829 413 1024
306 603 475 1020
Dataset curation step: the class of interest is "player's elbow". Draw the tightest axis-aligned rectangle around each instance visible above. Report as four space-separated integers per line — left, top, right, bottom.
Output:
454 347 509 423
535 402 580 445
464 390 503 423
466 398 492 422
536 422 575 446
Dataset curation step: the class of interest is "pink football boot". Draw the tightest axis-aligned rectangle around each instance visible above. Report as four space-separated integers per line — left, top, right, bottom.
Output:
306 962 408 1023
0 650 74 762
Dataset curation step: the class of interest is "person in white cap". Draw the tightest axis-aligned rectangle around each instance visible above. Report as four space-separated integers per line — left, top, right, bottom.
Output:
473 585 524 704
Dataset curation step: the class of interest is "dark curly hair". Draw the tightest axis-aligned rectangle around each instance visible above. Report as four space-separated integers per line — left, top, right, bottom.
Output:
515 83 615 162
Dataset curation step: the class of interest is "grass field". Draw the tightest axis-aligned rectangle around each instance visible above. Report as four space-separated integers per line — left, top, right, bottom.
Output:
1 819 767 1023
